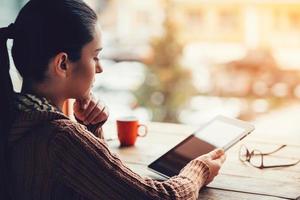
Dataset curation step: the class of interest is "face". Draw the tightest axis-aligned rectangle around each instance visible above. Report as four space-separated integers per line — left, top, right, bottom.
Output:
67 25 103 100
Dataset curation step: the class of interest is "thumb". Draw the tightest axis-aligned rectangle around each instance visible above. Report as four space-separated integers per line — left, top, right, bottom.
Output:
218 154 226 164
80 98 90 110
209 148 225 160
73 100 81 112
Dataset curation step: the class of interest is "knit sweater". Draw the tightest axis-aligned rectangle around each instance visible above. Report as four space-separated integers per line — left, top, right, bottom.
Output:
7 93 210 200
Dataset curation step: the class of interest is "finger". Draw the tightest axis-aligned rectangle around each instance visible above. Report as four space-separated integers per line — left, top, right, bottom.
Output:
79 94 93 110
81 94 94 111
86 110 101 125
81 99 91 110
73 100 86 121
98 106 109 122
91 116 101 125
85 102 101 124
214 154 226 165
219 154 226 164
91 115 103 125
73 100 81 113
209 148 225 159
91 106 107 124
81 100 97 120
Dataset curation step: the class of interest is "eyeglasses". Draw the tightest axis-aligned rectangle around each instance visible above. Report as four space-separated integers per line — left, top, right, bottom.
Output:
239 144 300 169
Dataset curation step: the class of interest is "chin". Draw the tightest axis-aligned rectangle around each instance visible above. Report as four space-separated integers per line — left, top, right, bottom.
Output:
82 89 92 99
72 90 90 101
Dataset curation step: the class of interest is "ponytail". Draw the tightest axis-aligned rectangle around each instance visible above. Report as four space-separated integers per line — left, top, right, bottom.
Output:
0 23 15 200
0 23 15 127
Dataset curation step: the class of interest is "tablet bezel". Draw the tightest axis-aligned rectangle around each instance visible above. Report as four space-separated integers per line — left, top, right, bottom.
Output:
148 115 255 178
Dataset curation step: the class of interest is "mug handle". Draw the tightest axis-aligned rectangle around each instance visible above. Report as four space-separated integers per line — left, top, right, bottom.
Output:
137 124 148 137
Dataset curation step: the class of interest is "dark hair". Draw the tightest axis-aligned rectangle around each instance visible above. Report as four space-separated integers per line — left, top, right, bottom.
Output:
0 0 97 197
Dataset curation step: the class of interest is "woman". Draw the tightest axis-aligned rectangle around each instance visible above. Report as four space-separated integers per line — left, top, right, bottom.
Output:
0 0 226 199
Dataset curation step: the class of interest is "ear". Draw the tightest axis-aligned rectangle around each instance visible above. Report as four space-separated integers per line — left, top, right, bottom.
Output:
52 52 72 78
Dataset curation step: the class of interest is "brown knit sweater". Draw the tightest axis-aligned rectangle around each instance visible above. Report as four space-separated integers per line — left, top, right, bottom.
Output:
7 93 210 200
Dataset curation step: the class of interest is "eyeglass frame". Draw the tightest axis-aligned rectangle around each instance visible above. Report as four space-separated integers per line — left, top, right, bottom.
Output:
239 144 300 169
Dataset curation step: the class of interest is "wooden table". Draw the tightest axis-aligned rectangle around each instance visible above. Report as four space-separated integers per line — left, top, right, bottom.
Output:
103 119 300 200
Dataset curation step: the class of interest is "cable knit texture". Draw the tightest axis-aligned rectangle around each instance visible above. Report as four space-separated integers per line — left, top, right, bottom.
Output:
8 93 210 200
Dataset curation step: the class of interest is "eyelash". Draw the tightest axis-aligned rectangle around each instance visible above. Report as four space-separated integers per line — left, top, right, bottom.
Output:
94 55 100 61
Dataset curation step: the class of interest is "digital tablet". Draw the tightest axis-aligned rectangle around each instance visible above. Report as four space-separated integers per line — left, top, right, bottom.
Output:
148 115 255 178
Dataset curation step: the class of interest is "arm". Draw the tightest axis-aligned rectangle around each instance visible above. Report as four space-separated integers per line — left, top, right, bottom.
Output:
49 120 210 200
75 116 105 139
73 95 108 139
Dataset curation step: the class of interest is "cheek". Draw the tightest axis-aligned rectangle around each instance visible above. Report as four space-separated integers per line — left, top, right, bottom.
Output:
82 62 96 86
79 59 95 76
72 64 94 87
86 62 96 81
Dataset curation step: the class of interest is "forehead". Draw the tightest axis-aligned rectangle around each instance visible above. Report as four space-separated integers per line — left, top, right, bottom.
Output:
93 24 102 47
81 24 102 54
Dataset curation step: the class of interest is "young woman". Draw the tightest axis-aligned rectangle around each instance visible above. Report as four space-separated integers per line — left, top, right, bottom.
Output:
0 0 226 199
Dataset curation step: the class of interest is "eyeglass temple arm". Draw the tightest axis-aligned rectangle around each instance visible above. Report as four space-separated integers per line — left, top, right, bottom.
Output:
260 159 300 169
261 144 287 155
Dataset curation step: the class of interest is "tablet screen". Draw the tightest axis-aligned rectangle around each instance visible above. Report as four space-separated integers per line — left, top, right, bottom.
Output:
148 116 254 178
194 120 245 149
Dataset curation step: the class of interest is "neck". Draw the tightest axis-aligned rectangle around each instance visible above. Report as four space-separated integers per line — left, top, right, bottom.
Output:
21 81 65 110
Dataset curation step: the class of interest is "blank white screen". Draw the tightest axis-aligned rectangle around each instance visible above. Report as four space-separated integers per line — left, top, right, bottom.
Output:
195 121 245 148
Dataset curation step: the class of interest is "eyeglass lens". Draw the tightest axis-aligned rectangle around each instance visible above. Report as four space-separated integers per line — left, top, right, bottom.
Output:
239 145 300 169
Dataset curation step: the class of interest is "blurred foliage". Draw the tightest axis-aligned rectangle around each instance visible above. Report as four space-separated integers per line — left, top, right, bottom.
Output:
135 7 196 122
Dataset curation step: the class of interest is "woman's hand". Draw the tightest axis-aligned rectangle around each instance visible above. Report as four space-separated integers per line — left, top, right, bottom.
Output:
196 148 226 185
73 94 109 125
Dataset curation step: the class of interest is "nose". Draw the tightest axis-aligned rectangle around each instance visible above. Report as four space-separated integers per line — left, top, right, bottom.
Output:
96 62 103 74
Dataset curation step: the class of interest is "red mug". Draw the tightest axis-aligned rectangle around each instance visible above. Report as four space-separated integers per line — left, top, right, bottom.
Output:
116 117 148 146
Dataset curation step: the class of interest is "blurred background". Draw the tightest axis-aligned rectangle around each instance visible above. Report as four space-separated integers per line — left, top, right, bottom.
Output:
2 0 300 126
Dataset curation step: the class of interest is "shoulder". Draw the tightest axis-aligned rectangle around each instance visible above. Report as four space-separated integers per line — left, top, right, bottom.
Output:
48 119 113 166
51 119 88 134
49 119 101 145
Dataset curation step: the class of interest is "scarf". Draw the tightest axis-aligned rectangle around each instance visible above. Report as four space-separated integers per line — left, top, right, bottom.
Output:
14 93 61 113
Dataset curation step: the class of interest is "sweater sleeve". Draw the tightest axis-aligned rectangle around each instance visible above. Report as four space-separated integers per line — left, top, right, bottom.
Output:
49 120 209 200
74 116 105 139
85 123 104 139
